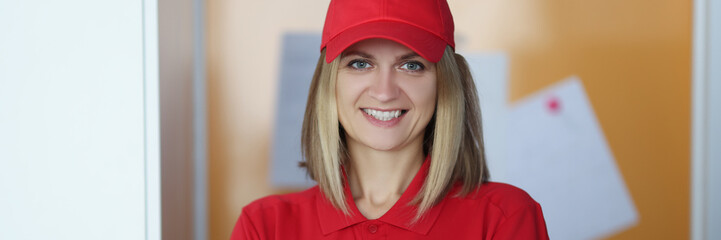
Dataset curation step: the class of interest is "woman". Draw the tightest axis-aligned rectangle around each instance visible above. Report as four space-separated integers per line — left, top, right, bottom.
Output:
232 0 549 239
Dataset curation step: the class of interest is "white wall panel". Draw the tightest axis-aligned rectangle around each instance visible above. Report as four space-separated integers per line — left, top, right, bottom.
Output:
0 1 159 239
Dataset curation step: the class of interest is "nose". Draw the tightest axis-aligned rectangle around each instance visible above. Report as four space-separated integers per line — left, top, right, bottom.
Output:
368 68 400 102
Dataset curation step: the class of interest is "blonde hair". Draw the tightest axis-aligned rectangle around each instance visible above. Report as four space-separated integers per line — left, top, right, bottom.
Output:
300 46 489 220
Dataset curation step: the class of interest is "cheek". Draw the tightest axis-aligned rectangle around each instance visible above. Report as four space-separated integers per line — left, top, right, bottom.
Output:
335 75 366 118
404 78 437 113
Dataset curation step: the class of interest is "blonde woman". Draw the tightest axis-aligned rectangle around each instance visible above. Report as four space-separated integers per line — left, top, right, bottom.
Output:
232 0 549 239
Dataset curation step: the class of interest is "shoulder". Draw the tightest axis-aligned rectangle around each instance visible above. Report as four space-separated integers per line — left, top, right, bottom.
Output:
232 186 321 239
449 181 540 216
242 186 319 216
442 182 549 239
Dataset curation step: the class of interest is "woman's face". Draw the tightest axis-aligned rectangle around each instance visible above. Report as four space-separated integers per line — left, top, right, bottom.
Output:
336 38 437 152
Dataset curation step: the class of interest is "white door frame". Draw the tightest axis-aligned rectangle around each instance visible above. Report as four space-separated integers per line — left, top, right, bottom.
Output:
691 0 720 239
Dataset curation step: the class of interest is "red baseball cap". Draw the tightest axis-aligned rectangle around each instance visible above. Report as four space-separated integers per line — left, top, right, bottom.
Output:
320 0 455 63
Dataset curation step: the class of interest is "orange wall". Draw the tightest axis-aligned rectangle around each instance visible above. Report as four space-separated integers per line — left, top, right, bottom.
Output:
207 1 691 239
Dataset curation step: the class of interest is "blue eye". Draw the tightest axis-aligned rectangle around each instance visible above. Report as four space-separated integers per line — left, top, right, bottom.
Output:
349 60 372 69
400 61 424 71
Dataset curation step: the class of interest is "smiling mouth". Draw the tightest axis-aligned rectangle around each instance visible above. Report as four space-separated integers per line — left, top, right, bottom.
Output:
361 108 409 121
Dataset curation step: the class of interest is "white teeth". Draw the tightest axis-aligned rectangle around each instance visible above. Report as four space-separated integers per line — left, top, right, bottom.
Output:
363 109 403 121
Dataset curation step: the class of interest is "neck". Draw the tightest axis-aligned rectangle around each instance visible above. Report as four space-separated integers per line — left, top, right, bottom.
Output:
346 137 425 218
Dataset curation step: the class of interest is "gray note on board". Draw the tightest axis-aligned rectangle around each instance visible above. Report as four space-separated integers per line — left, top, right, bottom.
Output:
270 32 320 188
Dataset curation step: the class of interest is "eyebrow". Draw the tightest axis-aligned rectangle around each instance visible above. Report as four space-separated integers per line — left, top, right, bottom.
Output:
341 51 421 61
398 52 420 61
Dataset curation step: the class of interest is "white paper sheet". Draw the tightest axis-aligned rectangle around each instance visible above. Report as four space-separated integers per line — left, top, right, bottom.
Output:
270 32 319 188
463 52 510 181
505 77 638 239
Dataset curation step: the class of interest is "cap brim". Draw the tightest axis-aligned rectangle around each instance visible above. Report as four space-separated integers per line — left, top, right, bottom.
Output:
324 21 448 63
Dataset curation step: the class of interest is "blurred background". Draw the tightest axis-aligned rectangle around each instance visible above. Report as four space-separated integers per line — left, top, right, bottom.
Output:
0 0 719 240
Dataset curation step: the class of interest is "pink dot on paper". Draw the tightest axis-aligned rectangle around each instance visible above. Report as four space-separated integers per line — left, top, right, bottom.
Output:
547 96 561 114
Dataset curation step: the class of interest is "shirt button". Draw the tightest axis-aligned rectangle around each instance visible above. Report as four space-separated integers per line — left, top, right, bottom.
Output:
367 224 378 234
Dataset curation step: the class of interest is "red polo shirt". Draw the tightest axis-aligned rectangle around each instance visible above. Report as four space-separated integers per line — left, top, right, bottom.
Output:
231 158 549 239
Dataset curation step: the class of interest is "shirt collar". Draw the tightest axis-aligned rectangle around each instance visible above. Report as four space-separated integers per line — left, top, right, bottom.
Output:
315 155 447 235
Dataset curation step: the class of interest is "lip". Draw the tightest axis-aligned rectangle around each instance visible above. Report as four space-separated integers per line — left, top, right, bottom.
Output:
360 108 408 128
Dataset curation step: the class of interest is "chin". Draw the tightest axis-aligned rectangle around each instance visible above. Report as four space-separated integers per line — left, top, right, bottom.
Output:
361 137 406 152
